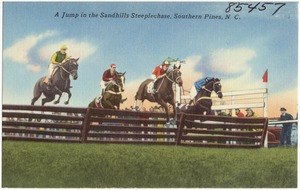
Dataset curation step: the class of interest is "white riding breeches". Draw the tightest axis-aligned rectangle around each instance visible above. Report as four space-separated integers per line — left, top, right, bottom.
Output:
189 85 197 100
100 80 110 91
48 63 58 78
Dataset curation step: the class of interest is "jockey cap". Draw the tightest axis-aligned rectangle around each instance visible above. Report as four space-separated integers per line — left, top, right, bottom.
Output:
110 63 116 68
162 61 170 66
60 45 68 50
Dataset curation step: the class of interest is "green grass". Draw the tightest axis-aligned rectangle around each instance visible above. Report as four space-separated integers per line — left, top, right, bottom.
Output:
2 141 297 188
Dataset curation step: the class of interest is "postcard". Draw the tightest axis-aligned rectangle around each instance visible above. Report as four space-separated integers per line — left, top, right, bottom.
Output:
2 1 298 188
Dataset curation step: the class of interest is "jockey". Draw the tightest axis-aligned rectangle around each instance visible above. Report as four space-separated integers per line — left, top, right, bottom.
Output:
149 60 171 94
189 77 214 104
100 63 119 94
45 45 69 88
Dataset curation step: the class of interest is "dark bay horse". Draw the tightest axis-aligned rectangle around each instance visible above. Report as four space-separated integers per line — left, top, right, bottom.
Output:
31 58 79 105
181 78 223 115
133 69 183 123
88 72 126 109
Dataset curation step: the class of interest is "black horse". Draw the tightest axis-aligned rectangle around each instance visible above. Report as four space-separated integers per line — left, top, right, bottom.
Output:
133 69 183 123
88 72 126 109
31 58 79 105
180 78 223 115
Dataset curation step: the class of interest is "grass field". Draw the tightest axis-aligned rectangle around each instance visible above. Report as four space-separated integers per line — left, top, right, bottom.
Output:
2 141 297 188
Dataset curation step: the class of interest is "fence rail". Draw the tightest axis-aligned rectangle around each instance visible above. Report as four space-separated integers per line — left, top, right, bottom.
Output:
2 104 268 148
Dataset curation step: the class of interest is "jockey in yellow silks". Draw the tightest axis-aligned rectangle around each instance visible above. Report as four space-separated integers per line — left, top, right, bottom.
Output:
45 45 69 88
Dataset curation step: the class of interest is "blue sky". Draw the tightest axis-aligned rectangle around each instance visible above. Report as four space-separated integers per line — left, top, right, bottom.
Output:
2 2 298 115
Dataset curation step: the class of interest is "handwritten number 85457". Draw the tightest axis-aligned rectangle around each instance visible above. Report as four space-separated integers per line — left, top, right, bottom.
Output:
225 2 286 16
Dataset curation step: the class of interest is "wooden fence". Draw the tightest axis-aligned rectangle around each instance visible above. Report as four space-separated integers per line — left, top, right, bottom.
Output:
2 105 268 148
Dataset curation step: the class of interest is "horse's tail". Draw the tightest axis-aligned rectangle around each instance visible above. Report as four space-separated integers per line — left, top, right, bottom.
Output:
88 98 97 108
135 79 152 100
31 77 44 105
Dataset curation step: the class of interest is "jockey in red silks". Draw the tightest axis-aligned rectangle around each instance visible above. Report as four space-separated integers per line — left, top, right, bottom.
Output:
100 63 119 95
149 60 171 94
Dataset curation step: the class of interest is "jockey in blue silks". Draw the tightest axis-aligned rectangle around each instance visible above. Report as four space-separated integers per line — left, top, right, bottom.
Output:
189 77 214 104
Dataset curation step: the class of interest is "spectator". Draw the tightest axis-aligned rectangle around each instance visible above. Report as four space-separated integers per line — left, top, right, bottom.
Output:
216 110 227 116
279 107 294 146
245 108 258 117
227 110 232 117
235 109 245 117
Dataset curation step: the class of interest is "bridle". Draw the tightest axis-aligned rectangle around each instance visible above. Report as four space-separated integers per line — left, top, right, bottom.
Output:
193 80 222 105
202 81 221 94
212 81 222 95
155 69 182 93
165 69 182 84
58 59 78 80
105 76 123 95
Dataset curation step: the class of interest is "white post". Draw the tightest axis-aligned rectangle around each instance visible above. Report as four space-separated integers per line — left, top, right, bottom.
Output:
175 84 181 105
263 87 268 148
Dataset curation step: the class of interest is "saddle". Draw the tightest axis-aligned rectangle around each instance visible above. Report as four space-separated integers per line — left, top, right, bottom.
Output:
147 81 156 94
43 67 59 84
95 95 103 108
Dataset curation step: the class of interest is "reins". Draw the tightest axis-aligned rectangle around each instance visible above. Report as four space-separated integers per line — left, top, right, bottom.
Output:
105 78 123 95
58 59 77 81
156 69 182 93
192 80 221 105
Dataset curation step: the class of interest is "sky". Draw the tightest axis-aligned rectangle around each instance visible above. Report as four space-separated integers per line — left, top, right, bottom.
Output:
2 1 298 117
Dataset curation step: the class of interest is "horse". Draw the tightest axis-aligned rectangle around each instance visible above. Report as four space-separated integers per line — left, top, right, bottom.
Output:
133 69 183 123
88 72 126 109
31 58 79 106
180 78 223 115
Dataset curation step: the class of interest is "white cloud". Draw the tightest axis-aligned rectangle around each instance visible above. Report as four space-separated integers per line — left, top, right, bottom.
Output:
39 39 97 63
3 31 56 73
3 31 97 73
180 55 204 90
209 48 256 74
221 69 265 92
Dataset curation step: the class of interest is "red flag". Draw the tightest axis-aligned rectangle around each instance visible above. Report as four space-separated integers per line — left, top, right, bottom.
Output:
262 69 268 83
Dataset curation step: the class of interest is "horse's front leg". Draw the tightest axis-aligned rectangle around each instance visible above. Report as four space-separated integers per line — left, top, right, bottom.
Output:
64 91 72 105
103 95 115 109
158 99 170 123
168 98 177 124
53 93 62 104
204 101 213 115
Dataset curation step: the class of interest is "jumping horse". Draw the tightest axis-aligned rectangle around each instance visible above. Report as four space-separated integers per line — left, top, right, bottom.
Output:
88 72 126 109
31 58 79 106
133 69 183 123
181 78 223 115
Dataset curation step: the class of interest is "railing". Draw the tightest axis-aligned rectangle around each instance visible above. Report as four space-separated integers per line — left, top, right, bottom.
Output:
2 105 269 148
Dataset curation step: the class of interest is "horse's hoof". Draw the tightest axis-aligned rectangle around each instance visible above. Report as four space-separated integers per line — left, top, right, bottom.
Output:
53 101 58 104
64 101 69 105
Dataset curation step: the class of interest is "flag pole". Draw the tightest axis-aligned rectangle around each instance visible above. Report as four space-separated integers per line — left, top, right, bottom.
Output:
262 69 268 148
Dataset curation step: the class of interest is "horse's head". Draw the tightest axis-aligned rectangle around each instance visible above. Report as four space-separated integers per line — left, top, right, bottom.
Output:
212 78 223 98
167 69 183 87
204 78 223 99
62 58 79 80
113 72 126 92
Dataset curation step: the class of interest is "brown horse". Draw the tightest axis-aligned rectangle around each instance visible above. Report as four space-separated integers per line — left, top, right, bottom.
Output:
133 69 183 123
88 72 126 109
180 78 223 115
